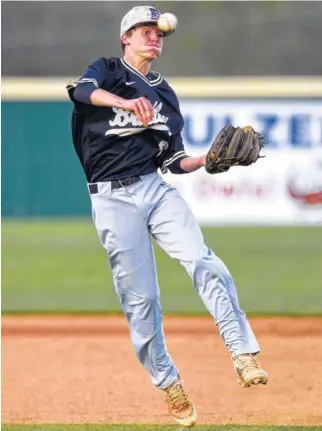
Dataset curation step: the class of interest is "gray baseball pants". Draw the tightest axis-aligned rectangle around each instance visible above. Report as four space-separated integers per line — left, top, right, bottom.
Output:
89 171 260 389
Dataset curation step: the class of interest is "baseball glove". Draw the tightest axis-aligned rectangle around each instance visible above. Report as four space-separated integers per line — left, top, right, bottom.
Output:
205 124 264 174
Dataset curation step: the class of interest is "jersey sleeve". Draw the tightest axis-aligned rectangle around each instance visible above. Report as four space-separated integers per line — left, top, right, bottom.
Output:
66 57 117 105
159 133 188 175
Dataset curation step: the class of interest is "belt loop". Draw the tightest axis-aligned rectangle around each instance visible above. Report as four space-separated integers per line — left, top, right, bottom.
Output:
89 183 98 194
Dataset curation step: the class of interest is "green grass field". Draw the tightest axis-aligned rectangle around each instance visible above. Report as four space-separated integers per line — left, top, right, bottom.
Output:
2 426 322 431
2 220 322 314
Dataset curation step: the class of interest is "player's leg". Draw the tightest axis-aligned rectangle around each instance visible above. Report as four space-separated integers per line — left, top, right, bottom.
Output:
90 179 198 427
149 180 268 387
89 182 178 390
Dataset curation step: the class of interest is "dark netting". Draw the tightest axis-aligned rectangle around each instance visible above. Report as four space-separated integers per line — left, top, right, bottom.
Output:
2 1 322 76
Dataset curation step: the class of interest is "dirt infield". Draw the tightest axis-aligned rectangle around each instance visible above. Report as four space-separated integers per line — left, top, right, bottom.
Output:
2 315 322 425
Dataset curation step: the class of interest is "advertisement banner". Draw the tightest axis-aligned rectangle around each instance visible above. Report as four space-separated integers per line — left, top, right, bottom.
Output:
164 100 322 225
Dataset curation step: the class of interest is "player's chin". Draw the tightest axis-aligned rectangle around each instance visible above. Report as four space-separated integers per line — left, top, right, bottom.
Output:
144 47 162 59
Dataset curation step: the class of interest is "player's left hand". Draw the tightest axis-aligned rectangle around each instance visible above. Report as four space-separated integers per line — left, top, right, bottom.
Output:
205 125 264 175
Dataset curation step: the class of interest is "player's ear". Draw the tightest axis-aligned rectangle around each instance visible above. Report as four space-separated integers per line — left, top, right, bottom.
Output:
121 30 132 47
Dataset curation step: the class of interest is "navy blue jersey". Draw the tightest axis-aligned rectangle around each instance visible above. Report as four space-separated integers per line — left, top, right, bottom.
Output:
67 57 188 182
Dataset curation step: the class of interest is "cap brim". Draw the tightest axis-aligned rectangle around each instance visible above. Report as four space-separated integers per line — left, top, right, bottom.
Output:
124 21 175 37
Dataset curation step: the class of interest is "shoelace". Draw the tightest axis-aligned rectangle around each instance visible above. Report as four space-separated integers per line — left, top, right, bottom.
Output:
235 354 259 372
166 381 190 413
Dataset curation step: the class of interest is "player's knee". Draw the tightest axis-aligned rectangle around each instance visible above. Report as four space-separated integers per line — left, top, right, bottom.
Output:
141 291 160 304
122 293 161 337
119 290 160 316
190 248 229 287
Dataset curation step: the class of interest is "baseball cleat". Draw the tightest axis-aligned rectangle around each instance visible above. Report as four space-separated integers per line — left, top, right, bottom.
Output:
233 354 268 388
163 377 197 428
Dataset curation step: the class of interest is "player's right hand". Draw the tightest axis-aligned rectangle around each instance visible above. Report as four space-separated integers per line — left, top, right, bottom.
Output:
122 97 154 127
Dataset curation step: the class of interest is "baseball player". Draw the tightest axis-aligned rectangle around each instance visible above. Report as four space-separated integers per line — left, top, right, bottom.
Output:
67 5 268 428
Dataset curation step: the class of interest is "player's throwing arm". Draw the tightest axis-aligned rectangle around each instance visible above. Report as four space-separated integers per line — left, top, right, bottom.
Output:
122 97 154 127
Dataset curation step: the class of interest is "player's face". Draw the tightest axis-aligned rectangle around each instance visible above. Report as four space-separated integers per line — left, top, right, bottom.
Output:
126 24 164 59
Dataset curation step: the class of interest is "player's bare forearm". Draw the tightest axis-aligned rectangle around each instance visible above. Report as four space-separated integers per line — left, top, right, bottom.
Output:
90 89 153 126
180 155 206 173
90 89 126 109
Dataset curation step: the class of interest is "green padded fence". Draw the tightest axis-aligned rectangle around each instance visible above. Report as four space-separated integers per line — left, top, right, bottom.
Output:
2 101 89 217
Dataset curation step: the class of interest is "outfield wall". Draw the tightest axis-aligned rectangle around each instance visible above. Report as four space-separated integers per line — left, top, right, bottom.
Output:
2 77 322 224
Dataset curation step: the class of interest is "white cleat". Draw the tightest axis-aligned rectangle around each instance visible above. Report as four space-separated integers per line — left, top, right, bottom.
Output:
163 378 197 428
233 354 268 388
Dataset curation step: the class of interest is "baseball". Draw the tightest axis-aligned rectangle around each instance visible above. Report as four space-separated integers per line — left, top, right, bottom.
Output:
157 13 178 32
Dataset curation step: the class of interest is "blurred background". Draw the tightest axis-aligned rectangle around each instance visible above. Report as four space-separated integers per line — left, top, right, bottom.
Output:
3 1 322 76
2 1 322 315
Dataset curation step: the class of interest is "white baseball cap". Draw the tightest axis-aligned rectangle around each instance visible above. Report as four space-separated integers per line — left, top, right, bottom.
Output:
120 5 174 37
